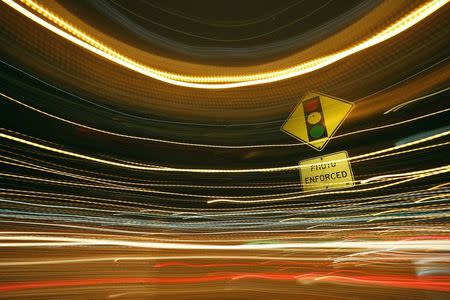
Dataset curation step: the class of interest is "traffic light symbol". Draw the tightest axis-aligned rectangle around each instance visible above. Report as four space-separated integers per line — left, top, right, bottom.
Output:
303 97 328 141
281 92 354 151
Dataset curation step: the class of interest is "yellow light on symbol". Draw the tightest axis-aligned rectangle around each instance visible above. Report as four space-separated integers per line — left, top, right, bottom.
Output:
307 112 322 125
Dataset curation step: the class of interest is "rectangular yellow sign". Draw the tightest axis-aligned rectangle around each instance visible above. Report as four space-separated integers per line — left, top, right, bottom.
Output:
299 151 355 192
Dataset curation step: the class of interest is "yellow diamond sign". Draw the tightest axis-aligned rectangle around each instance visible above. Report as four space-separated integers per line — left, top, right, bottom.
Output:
281 92 354 151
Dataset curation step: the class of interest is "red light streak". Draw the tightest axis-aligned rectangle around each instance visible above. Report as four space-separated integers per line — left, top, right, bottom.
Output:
0 274 448 293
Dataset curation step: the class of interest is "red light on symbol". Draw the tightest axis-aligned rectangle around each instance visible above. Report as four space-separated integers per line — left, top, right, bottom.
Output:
303 97 320 112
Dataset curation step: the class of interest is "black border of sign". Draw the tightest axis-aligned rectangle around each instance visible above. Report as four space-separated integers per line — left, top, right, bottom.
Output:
280 92 355 152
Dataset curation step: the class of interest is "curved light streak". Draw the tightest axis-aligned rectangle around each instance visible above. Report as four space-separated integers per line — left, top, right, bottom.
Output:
384 86 450 114
2 163 448 201
208 167 449 204
2 92 449 148
2 0 448 89
0 129 449 173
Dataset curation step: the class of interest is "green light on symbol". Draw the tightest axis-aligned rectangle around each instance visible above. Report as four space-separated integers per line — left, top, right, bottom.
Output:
309 124 326 139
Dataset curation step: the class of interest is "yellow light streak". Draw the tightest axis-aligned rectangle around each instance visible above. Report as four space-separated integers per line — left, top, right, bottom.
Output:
0 256 328 266
280 205 448 223
428 182 450 190
2 0 448 89
2 92 449 148
0 235 449 250
0 150 447 207
1 254 417 267
414 193 450 203
5 160 437 200
0 129 448 173
1 220 448 240
209 166 449 204
384 87 450 114
360 166 450 184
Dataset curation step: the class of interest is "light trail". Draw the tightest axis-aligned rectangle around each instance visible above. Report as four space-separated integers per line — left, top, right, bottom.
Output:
0 2 448 299
0 274 448 292
0 161 433 199
1 0 447 89
0 128 448 173
360 166 450 184
384 86 450 114
1 185 447 223
0 235 449 250
1 156 448 203
209 166 449 204
2 219 448 236
2 92 449 149
0 256 333 267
